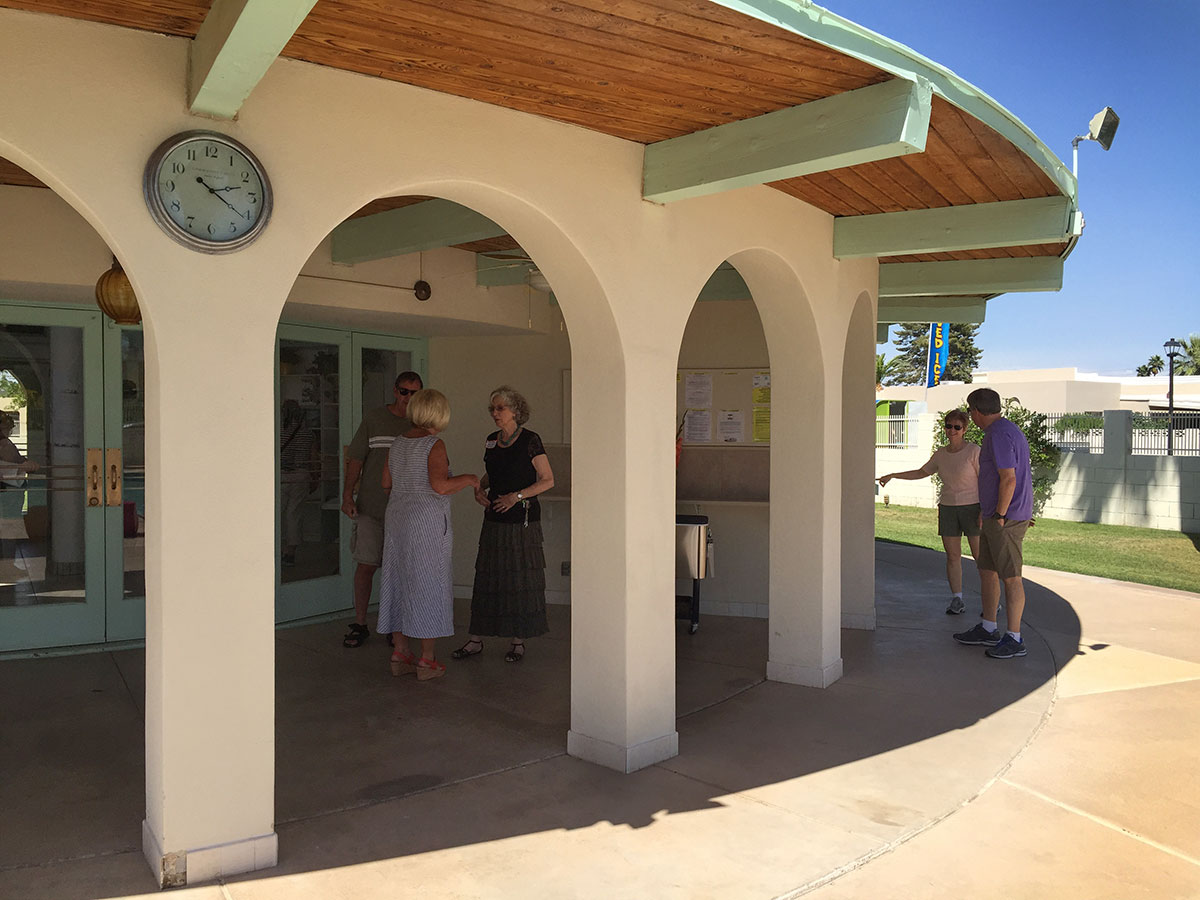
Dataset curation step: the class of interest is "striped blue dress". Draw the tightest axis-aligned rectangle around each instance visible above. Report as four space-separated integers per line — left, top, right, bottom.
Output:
377 434 454 639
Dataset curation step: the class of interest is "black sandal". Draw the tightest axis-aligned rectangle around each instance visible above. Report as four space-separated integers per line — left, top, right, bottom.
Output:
451 639 483 660
504 640 525 663
342 623 369 648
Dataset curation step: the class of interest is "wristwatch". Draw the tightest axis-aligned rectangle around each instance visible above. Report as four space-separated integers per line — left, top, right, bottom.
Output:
516 492 523 500
991 511 1007 520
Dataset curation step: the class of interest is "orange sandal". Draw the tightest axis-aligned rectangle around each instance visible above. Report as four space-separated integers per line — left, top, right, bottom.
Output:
390 650 418 677
416 656 446 681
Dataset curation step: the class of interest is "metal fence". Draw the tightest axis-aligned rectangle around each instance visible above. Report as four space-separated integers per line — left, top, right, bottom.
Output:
1131 411 1200 456
1044 412 1105 454
874 415 921 449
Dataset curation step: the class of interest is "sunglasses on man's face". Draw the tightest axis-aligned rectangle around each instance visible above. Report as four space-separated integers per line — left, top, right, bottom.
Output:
945 424 964 431
395 387 419 396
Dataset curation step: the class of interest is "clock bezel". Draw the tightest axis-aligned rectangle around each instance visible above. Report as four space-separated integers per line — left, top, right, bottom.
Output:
142 130 273 254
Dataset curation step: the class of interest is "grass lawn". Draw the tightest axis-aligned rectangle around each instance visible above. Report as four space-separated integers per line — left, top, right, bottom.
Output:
874 503 1200 594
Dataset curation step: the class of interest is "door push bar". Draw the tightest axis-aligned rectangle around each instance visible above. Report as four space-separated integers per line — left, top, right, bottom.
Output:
85 447 123 507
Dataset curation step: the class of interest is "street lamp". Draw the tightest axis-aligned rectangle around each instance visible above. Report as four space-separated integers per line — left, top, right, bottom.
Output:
1164 337 1184 456
1072 107 1120 177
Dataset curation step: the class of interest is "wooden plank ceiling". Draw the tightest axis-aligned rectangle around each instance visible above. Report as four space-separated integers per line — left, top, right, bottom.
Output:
0 0 1067 260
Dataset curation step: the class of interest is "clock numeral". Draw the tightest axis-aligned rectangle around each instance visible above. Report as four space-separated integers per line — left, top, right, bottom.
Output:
230 222 239 233
230 154 235 167
204 145 219 159
186 148 196 161
207 223 216 235
171 162 186 175
164 179 176 193
241 171 251 183
170 200 181 213
185 216 195 230
247 191 258 205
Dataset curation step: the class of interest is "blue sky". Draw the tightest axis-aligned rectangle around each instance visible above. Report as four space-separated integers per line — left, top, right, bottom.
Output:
831 0 1200 375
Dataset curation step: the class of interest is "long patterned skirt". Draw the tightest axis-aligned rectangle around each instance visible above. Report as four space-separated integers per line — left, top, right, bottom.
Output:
468 520 548 638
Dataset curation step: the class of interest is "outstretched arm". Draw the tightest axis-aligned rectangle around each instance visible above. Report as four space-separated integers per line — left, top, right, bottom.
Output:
427 440 479 496
877 468 929 486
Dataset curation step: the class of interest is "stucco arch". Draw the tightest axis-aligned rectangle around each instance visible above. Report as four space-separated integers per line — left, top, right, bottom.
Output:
841 289 879 629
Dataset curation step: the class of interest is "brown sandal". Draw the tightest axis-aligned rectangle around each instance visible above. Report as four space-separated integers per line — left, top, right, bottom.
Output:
416 657 446 681
390 650 418 677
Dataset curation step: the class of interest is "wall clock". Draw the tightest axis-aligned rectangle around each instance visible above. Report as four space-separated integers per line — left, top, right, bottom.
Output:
143 130 273 253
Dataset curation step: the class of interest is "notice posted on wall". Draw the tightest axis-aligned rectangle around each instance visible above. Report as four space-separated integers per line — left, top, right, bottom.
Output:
752 406 771 443
684 409 712 443
717 409 745 443
684 372 713 408
752 372 771 405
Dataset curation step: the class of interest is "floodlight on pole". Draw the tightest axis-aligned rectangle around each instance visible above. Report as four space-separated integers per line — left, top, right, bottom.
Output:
1072 106 1120 177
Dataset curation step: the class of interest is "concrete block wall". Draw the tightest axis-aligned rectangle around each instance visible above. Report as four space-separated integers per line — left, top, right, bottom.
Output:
876 410 1200 533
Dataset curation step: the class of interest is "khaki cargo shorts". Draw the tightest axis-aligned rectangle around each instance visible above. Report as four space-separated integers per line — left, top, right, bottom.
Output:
350 514 384 566
976 517 1029 579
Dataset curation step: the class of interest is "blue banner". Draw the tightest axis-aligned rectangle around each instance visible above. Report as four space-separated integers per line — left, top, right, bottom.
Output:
926 323 949 387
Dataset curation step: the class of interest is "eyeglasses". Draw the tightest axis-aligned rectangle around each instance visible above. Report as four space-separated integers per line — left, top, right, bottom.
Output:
945 424 964 431
395 387 419 396
487 404 508 413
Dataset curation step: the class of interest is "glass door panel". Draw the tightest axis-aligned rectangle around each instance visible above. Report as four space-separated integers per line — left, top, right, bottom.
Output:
104 324 146 642
0 310 105 652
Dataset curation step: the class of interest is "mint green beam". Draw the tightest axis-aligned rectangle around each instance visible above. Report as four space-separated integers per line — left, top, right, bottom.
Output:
705 0 1075 202
477 254 535 287
878 257 1062 298
878 297 986 325
834 196 1074 259
643 77 930 204
698 265 752 300
189 0 319 119
332 200 506 265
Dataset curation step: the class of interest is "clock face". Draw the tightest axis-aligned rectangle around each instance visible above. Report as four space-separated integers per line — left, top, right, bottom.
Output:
143 131 272 252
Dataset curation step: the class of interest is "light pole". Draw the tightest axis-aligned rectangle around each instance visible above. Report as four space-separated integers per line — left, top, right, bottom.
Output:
1164 337 1184 456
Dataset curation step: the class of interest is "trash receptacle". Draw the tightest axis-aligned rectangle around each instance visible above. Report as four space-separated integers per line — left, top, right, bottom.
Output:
676 514 710 634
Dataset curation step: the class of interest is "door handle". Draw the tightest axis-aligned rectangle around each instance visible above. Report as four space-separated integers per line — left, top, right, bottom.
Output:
86 448 103 507
106 447 123 507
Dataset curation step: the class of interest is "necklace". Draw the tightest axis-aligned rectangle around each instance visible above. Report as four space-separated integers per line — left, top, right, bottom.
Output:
497 426 521 447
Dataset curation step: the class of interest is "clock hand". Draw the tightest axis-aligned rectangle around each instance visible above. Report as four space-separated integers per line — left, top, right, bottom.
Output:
196 177 248 219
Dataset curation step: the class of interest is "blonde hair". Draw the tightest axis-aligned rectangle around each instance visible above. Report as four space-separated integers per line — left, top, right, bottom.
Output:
407 389 450 432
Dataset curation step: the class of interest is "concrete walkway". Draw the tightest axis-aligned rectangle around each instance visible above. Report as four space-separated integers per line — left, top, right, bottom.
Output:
2 542 1198 898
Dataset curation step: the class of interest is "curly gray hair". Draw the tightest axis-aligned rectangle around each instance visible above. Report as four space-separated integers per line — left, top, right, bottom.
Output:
490 385 530 426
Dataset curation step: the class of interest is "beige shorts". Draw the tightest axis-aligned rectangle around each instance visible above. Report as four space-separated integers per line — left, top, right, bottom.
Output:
976 518 1029 579
350 514 383 566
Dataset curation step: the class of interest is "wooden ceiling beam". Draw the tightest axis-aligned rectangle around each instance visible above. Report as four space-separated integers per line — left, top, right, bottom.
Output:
879 257 1062 298
189 0 319 119
834 196 1075 259
878 297 987 325
643 77 931 203
331 199 505 264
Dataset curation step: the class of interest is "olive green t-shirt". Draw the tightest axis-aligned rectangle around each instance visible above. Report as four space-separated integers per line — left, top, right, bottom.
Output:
346 405 411 520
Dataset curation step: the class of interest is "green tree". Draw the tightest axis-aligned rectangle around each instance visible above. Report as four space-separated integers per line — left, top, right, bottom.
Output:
0 370 27 408
1135 354 1164 377
934 397 1060 516
890 323 982 385
875 353 903 390
1173 334 1200 376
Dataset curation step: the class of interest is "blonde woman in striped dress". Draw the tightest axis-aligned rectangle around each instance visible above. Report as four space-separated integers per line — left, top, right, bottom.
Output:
379 390 479 681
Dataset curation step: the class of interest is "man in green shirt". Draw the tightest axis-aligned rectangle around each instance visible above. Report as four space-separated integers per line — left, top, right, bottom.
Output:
340 371 423 647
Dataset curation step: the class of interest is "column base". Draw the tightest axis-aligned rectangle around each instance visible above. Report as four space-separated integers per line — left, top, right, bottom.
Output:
767 657 844 687
143 820 278 888
566 729 679 773
841 611 876 630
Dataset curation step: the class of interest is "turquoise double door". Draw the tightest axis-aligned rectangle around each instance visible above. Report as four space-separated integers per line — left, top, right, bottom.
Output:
0 305 145 653
0 305 424 653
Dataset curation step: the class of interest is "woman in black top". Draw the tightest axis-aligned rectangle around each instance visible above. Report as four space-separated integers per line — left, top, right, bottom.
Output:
452 386 555 662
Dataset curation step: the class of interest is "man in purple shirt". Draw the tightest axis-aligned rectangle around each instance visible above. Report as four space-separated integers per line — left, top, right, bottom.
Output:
953 388 1033 659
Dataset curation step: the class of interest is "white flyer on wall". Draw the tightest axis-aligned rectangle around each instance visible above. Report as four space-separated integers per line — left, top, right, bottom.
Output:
684 372 713 408
684 409 712 443
717 410 744 443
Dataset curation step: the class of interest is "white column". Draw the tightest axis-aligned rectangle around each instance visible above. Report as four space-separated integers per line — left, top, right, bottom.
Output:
137 266 282 887
564 283 679 773
840 290 878 630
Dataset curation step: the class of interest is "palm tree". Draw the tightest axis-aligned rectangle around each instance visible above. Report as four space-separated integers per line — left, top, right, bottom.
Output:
1175 334 1200 376
1136 354 1165 377
875 353 903 391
